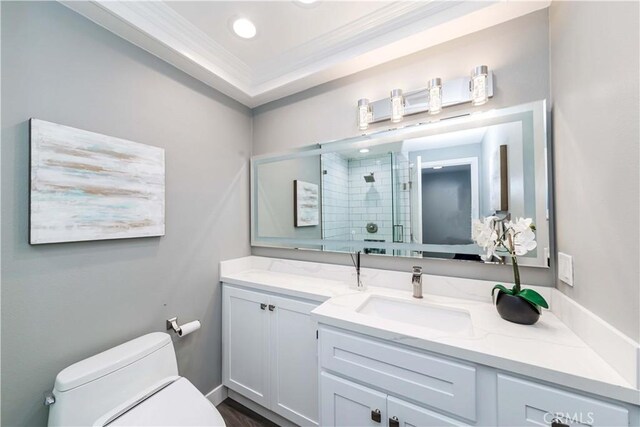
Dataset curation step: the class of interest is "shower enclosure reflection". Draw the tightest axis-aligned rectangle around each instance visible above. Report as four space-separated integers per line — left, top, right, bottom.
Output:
251 100 550 267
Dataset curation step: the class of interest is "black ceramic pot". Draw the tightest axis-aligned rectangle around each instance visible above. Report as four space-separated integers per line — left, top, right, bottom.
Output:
495 292 541 325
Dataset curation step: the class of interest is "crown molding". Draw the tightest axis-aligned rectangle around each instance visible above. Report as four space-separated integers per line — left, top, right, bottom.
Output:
60 1 550 108
252 1 479 85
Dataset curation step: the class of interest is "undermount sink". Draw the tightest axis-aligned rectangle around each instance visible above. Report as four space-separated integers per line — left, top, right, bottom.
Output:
356 296 472 335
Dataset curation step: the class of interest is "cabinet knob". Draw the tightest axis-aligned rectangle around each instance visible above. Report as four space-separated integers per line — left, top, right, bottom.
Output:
389 416 399 427
260 303 267 310
268 304 276 311
551 419 569 427
371 409 381 423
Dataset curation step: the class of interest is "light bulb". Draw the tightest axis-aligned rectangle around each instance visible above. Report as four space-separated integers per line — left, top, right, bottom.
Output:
471 65 489 106
357 98 371 131
390 89 404 123
427 78 442 115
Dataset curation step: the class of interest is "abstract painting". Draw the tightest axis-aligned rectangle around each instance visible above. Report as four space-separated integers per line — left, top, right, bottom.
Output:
293 180 319 227
29 119 165 244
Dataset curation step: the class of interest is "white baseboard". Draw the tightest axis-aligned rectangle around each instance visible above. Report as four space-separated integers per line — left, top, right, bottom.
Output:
205 383 228 406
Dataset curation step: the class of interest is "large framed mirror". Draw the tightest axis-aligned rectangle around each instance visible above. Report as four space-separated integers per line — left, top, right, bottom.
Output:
251 100 550 267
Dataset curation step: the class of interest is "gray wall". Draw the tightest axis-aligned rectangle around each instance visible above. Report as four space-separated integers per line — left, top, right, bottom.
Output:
256 156 322 241
1 2 252 425
252 10 553 286
550 1 640 340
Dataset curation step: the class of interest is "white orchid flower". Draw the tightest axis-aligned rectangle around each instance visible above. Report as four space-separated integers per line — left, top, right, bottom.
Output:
472 216 537 259
472 216 501 260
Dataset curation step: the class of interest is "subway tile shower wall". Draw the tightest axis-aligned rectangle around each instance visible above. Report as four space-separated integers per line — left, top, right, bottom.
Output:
322 152 415 254
348 155 394 245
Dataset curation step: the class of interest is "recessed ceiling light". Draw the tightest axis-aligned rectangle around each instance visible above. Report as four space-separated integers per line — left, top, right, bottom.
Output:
232 18 256 39
294 0 320 8
359 148 370 154
433 166 443 170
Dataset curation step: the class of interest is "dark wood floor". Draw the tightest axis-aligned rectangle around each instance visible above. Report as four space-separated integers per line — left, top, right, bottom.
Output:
217 398 280 427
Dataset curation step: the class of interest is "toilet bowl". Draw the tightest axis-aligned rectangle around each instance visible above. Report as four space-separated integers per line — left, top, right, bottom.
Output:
47 332 226 426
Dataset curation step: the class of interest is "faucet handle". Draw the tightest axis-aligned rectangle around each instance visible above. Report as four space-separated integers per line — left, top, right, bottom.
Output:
412 266 422 275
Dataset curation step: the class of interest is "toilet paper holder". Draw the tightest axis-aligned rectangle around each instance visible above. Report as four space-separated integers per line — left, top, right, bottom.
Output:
166 317 181 334
166 317 200 337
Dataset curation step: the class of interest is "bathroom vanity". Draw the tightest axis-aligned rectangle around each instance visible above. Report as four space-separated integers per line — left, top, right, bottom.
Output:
221 257 640 427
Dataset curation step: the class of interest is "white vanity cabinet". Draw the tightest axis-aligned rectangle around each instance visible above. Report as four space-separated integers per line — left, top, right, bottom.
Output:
319 325 634 427
222 284 319 426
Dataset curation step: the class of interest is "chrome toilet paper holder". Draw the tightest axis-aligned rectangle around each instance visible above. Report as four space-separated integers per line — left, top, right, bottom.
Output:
166 317 182 334
166 316 201 337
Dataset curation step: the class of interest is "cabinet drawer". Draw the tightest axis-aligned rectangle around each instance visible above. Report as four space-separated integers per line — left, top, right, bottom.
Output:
497 374 629 427
388 396 470 427
319 327 477 421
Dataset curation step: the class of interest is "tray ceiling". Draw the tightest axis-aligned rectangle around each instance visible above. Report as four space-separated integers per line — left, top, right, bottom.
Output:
61 1 550 108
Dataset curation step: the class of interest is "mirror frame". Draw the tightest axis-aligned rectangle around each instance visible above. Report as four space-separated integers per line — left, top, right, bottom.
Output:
251 100 551 268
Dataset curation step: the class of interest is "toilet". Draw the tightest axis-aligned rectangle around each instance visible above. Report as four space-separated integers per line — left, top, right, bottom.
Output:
47 332 226 426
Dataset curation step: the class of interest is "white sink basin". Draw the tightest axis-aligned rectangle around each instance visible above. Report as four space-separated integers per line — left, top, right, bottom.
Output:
356 296 472 335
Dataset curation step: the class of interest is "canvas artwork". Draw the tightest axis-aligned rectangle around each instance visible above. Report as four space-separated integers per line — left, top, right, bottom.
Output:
29 119 165 244
294 180 319 227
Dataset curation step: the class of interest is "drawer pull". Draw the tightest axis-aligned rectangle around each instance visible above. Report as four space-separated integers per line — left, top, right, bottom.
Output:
260 303 267 310
389 416 400 427
268 304 276 311
371 409 381 423
551 418 569 427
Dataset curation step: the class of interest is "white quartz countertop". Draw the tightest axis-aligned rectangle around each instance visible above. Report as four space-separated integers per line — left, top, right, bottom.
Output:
220 257 640 405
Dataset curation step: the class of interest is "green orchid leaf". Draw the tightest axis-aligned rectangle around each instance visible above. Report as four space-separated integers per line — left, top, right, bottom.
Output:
517 288 549 309
491 284 513 297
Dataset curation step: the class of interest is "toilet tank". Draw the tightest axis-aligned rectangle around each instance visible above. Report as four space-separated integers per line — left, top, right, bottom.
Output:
48 332 179 426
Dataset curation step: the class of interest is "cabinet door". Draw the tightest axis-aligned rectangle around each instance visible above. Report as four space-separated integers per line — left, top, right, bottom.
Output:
269 294 319 426
222 285 270 407
320 372 388 427
387 396 468 427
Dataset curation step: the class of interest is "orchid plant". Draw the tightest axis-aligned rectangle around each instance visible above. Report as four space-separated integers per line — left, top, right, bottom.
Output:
472 216 549 312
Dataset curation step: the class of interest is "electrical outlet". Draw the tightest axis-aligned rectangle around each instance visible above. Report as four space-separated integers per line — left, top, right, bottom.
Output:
558 252 574 286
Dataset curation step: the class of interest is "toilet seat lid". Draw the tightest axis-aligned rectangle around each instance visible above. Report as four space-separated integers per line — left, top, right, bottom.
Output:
107 378 225 426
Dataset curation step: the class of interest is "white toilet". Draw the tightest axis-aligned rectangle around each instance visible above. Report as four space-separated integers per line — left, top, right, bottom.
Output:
47 332 226 426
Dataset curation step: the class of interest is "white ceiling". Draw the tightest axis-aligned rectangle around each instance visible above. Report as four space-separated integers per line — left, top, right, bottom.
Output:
61 1 550 108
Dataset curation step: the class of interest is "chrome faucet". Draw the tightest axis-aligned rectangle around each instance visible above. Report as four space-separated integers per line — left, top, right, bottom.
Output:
412 266 423 298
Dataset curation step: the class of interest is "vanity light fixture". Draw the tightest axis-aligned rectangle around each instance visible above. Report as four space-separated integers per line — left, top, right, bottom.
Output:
470 65 489 106
232 18 257 39
353 66 493 129
359 148 370 154
357 98 372 131
390 89 405 123
427 78 443 115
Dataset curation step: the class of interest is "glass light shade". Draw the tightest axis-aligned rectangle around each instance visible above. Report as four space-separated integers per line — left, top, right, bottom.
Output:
471 65 489 106
357 98 371 131
427 78 442 115
390 89 404 123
